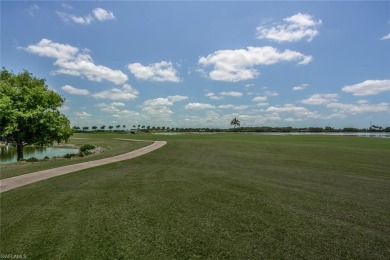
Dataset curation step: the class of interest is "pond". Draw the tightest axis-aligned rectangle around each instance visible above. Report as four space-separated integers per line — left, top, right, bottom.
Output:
0 146 79 164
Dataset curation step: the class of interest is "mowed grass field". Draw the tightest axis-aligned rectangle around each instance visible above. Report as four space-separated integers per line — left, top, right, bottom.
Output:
1 133 389 259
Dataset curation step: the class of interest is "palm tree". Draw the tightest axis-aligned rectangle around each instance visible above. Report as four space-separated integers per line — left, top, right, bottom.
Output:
230 117 240 133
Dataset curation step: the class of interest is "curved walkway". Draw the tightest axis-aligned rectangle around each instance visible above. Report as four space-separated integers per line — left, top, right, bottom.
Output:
0 140 167 193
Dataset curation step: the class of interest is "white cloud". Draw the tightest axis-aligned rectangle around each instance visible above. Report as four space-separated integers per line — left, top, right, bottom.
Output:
257 13 322 42
92 8 115 21
140 95 188 120
95 102 125 113
301 93 339 105
220 91 243 97
341 80 390 96
142 106 173 117
185 103 216 110
256 102 269 107
327 102 389 114
292 83 309 91
205 92 223 100
24 38 78 60
205 91 243 100
24 39 128 85
62 85 90 95
128 61 181 82
27 4 39 16
266 104 321 119
252 96 267 102
167 95 188 102
74 111 92 118
264 90 279 96
199 46 312 82
218 104 248 110
143 98 173 107
92 84 139 100
57 7 115 25
56 12 94 25
381 33 390 40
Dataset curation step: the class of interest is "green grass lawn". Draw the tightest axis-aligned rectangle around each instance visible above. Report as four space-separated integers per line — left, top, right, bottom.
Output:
1 133 389 259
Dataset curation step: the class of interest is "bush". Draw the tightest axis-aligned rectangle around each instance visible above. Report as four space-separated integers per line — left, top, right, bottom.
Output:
63 153 75 159
79 144 95 152
44 156 50 160
26 157 39 162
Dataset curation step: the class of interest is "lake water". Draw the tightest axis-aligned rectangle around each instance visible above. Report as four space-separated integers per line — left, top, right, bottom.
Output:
251 132 390 138
0 146 79 164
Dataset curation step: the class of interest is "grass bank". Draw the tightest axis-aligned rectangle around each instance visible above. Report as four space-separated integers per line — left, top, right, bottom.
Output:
0 133 151 179
1 134 389 258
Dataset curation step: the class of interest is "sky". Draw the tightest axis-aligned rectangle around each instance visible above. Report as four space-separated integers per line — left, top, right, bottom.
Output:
1 1 390 129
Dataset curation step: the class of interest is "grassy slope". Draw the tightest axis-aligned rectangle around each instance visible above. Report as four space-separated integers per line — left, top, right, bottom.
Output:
1 134 389 259
0 133 151 179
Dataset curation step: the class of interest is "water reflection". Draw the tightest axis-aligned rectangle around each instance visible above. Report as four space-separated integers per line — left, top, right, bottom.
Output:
0 146 79 164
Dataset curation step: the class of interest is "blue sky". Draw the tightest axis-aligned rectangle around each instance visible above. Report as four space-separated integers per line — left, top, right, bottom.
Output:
2 1 390 129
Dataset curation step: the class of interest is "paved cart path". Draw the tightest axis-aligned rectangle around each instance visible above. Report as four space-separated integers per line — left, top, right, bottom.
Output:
0 140 167 193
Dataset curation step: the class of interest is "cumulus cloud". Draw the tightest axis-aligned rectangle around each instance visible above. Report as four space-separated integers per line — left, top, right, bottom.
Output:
92 8 115 21
23 38 128 85
220 91 243 97
301 93 339 105
252 96 267 102
143 98 173 107
167 95 188 102
266 104 321 119
92 84 139 100
185 103 216 110
128 61 181 82
199 46 312 82
341 80 390 96
218 104 248 110
57 7 115 24
61 85 90 95
23 38 78 60
74 111 92 118
205 92 223 100
141 95 188 119
257 13 322 42
205 91 243 100
292 83 309 91
95 102 125 113
327 102 389 114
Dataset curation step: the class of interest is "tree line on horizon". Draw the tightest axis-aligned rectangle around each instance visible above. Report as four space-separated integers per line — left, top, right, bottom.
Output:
72 125 390 133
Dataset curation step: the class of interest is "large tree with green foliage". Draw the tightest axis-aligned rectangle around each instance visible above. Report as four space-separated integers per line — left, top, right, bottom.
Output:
0 68 73 160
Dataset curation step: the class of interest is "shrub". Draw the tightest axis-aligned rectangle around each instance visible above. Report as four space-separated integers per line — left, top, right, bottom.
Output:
44 156 50 160
26 157 39 162
63 153 74 159
79 144 95 153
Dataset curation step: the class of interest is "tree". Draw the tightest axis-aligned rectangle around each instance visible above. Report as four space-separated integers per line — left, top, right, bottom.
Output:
108 126 113 130
92 126 97 131
230 117 241 132
0 68 73 160
116 125 121 130
100 125 106 130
